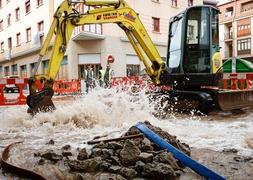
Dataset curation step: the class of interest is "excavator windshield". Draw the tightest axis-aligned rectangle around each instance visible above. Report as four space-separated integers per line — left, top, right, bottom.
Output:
183 7 211 73
168 16 183 70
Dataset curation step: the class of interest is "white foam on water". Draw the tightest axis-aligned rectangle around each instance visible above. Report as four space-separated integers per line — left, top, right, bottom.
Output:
0 87 253 158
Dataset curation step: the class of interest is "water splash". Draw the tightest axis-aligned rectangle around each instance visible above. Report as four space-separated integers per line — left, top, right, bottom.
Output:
0 86 252 157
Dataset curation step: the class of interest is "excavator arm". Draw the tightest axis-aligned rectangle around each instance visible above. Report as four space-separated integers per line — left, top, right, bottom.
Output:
27 0 167 114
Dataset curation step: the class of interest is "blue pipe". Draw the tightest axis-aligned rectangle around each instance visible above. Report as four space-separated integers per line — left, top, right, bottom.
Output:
135 122 225 180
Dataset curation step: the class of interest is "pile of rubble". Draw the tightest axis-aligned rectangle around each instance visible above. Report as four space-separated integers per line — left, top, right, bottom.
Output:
35 121 191 179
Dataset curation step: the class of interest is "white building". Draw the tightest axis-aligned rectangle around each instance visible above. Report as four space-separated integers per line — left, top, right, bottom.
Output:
0 0 203 80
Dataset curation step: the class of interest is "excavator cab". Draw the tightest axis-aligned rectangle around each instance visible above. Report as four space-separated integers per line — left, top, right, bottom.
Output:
165 6 221 89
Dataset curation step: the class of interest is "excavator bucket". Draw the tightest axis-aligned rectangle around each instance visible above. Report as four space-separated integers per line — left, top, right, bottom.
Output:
216 89 253 111
26 86 55 115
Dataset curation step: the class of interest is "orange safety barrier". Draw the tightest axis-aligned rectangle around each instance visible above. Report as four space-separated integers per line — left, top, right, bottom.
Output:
0 78 28 106
111 76 170 92
222 73 253 90
53 79 81 95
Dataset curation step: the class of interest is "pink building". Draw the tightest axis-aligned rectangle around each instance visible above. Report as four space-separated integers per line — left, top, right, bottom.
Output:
219 0 253 62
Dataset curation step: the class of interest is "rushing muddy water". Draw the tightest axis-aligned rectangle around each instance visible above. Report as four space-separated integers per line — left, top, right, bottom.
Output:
0 87 253 178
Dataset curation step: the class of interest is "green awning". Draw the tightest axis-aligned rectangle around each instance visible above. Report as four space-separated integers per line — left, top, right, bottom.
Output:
223 58 253 73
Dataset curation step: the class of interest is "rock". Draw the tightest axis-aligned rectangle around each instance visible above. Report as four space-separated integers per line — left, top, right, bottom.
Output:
142 163 176 178
141 144 154 152
233 156 252 162
222 148 238 153
153 151 180 170
38 158 45 165
107 156 121 165
41 150 63 162
96 173 127 180
46 139 55 145
120 140 141 166
108 142 123 150
133 161 145 173
143 121 190 156
90 148 103 158
68 157 102 172
100 161 111 170
93 142 108 149
62 144 71 151
139 153 153 163
120 167 138 179
101 148 114 159
75 173 88 180
62 151 72 157
109 165 122 173
34 152 41 157
77 148 88 160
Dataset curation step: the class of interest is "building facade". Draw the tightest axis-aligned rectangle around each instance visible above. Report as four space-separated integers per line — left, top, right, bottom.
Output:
219 0 253 63
0 0 203 80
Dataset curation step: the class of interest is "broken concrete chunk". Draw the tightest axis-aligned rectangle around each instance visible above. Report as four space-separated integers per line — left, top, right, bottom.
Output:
41 150 63 162
62 144 71 151
139 152 153 163
119 140 141 166
153 151 180 170
77 148 88 160
107 142 123 150
120 167 138 179
68 157 102 172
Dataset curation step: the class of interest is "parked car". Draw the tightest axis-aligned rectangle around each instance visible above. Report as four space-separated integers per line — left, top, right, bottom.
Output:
4 75 20 93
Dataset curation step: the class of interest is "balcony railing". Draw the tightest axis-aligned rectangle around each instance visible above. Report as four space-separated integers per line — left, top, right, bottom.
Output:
224 32 233 40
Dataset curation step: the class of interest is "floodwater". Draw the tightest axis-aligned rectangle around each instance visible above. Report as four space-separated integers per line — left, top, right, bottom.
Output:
0 87 253 178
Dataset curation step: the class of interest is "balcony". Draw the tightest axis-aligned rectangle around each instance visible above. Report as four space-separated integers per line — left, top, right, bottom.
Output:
224 32 233 41
72 25 105 41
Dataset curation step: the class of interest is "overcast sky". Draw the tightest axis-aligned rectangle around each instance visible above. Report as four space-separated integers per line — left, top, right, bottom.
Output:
218 0 230 4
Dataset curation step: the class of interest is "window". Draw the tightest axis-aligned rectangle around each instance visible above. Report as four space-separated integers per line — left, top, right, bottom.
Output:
126 64 140 76
11 64 18 75
225 7 233 17
171 0 177 7
15 7 20 21
37 0 43 6
42 60 49 74
20 65 27 78
0 42 4 52
8 37 12 49
237 38 251 51
38 21 44 31
188 0 193 6
30 62 36 75
7 13 11 26
168 17 183 69
16 33 21 46
25 0 31 14
152 17 160 32
0 20 3 31
4 66 10 76
184 7 211 73
26 27 31 42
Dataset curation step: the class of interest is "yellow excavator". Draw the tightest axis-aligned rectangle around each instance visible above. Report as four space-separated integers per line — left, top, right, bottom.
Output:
27 0 253 114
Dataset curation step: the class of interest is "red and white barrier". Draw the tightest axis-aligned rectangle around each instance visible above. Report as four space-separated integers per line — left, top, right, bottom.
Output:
223 73 253 90
0 78 28 106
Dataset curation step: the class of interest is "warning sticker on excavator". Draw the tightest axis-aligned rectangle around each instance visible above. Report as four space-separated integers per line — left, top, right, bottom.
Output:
124 11 136 22
103 12 118 20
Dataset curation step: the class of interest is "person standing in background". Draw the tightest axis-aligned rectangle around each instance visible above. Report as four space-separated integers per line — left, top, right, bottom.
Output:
85 65 94 93
98 66 105 87
104 64 113 88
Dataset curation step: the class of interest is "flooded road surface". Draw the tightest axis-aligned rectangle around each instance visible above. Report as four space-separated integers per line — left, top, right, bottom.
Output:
0 88 253 179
